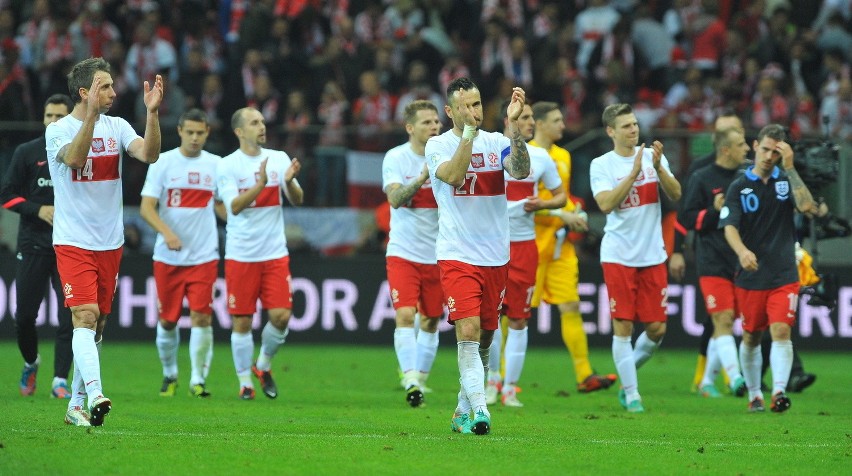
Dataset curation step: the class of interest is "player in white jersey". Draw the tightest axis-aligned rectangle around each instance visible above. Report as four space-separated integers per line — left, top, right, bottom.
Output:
485 102 564 408
217 107 304 400
140 109 225 399
45 57 163 427
382 100 443 408
426 77 530 436
589 103 681 413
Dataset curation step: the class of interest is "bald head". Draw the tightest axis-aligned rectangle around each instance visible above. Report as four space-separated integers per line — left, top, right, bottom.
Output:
714 115 743 133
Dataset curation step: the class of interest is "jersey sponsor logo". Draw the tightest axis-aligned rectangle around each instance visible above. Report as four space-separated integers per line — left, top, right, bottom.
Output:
452 170 505 197
189 172 200 184
471 153 485 168
91 138 105 153
506 181 536 201
166 188 214 208
71 153 120 182
37 177 53 187
408 188 438 208
618 182 659 210
741 188 753 195
775 181 789 200
169 176 181 182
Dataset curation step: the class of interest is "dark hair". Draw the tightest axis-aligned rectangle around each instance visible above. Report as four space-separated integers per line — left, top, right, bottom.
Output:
756 123 787 143
532 101 559 121
178 108 209 128
67 57 111 103
402 100 438 125
601 103 633 128
445 77 478 106
44 93 74 113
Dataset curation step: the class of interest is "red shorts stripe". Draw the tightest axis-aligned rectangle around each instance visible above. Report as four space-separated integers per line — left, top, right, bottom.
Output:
698 276 737 315
503 240 538 319
735 283 799 333
601 262 668 323
54 245 122 315
385 256 444 317
438 260 507 331
153 260 218 322
225 257 292 315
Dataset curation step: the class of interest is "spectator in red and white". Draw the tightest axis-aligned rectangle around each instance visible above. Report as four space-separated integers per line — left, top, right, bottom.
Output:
69 1 121 60
246 74 281 136
674 74 720 131
179 12 224 77
314 79 350 207
239 48 269 104
282 89 313 165
352 69 397 152
817 48 850 100
530 2 559 41
499 34 533 92
688 0 727 72
394 60 446 124
480 17 511 81
354 0 393 48
14 0 51 69
308 15 370 101
631 5 675 92
481 0 525 33
125 20 178 91
32 12 79 102
749 66 791 130
820 77 852 142
438 53 471 94
574 0 621 77
385 0 424 40
588 17 636 93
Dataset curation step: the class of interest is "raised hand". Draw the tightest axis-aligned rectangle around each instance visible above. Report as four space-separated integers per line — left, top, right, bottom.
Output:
284 158 301 183
86 75 102 118
776 140 795 170
632 142 645 177
506 87 526 122
651 140 664 171
258 158 269 185
143 74 164 113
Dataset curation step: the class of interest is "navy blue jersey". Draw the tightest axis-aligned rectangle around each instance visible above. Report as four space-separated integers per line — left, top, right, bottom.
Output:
0 137 54 254
718 166 798 290
679 164 741 279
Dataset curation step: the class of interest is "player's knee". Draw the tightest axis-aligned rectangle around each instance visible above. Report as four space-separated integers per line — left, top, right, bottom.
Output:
646 322 667 341
159 319 178 331
190 312 212 328
71 306 100 330
507 317 527 330
268 308 291 330
421 316 440 333
770 323 791 341
231 315 252 333
395 307 417 327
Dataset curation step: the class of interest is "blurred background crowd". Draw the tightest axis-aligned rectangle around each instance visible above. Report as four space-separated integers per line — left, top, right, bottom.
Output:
0 0 849 253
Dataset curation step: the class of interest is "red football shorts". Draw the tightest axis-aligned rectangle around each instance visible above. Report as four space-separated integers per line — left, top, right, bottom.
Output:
503 240 538 319
699 276 738 315
735 282 799 333
438 260 507 331
601 262 668 323
225 257 292 315
153 260 218 322
54 245 122 316
385 256 444 318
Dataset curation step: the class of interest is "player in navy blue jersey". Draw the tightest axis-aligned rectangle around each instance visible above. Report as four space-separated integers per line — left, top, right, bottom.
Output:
679 127 749 398
719 124 821 413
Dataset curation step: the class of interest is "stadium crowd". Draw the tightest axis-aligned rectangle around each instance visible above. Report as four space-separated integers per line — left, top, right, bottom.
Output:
0 0 849 208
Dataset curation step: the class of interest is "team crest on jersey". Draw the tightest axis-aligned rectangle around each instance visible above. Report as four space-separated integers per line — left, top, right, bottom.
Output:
706 295 716 310
228 294 236 308
390 288 399 303
775 181 789 200
488 152 498 167
188 172 200 184
471 153 485 168
446 296 456 313
91 138 105 153
204 175 213 186
107 138 118 152
270 171 278 181
609 297 616 313
63 283 73 299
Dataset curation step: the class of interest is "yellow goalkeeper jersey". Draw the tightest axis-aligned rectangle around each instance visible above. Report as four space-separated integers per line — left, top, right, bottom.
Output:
530 140 574 233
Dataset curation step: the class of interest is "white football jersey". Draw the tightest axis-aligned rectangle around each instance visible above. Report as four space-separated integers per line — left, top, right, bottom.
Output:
426 129 511 266
46 114 141 251
589 146 672 266
141 148 221 265
217 148 293 262
382 142 439 264
505 144 562 242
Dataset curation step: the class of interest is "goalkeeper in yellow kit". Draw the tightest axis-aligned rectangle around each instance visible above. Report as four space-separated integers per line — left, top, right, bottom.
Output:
528 102 617 392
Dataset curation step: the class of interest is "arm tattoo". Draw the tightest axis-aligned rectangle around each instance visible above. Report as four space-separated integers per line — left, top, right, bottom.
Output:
388 179 425 208
507 133 530 178
785 168 814 210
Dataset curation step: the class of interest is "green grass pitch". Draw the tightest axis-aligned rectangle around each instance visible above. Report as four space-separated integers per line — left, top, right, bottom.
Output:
0 341 849 475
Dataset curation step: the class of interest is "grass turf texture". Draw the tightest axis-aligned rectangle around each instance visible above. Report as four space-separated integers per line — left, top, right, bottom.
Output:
1 341 849 475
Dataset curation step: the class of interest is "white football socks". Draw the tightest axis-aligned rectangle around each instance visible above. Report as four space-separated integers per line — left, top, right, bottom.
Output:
189 326 213 386
156 323 179 379
458 341 488 415
715 334 743 385
633 331 660 369
394 327 417 387
700 337 721 387
256 322 288 372
231 331 254 387
770 340 793 394
503 327 528 387
72 328 102 401
739 342 763 400
415 329 438 384
613 335 639 402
